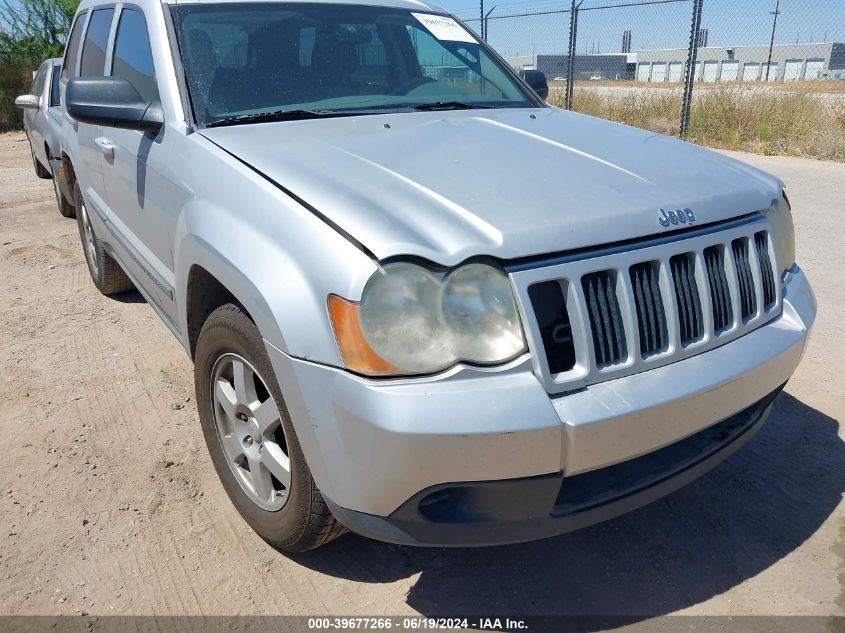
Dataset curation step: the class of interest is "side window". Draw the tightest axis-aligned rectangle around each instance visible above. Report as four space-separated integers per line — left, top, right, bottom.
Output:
111 8 157 102
80 8 115 76
31 65 47 96
62 12 86 79
50 65 62 106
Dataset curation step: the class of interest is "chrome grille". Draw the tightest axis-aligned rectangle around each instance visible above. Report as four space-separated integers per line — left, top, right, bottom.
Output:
670 253 704 346
755 231 777 307
582 271 627 367
511 218 782 394
629 262 667 356
732 237 757 319
703 245 733 333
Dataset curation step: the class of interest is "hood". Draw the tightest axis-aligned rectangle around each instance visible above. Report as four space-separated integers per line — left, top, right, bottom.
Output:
201 107 782 266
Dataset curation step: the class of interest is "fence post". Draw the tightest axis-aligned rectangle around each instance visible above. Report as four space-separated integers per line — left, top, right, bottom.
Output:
679 0 703 138
565 0 580 110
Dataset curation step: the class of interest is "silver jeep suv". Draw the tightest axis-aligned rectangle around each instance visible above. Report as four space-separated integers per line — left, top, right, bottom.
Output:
59 0 815 550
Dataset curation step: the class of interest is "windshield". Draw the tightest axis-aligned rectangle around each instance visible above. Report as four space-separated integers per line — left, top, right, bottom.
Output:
171 2 537 126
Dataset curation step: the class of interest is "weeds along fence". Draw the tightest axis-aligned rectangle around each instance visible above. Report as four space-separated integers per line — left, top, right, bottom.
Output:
1 1 844 160
459 0 845 161
0 65 32 132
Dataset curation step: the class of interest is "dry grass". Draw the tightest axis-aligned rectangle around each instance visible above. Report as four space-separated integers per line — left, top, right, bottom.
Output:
548 84 845 162
550 88 684 136
549 79 845 93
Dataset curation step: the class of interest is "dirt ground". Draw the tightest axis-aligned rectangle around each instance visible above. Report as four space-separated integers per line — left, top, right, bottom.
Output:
0 131 842 620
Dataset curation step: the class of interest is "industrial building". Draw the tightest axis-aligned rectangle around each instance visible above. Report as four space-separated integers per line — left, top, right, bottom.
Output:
636 42 845 82
509 42 845 82
509 53 634 80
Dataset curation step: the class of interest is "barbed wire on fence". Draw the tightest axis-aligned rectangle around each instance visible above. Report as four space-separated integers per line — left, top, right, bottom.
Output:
452 0 845 159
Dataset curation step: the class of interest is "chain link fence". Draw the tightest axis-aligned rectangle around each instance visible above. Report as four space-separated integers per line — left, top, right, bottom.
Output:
459 0 845 161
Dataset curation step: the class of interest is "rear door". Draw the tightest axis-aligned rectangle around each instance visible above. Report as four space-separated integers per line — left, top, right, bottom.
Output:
46 62 64 149
26 63 48 161
99 5 177 318
74 7 115 210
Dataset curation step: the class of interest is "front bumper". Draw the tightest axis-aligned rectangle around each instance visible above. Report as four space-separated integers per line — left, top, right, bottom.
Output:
325 386 780 546
265 266 815 546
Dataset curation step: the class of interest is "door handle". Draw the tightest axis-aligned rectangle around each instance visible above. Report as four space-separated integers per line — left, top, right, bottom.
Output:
94 136 115 157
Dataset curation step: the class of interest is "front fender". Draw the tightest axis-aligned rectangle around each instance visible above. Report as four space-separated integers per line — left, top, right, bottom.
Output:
174 198 376 366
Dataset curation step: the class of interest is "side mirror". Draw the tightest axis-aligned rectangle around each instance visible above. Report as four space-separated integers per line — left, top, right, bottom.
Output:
66 76 163 132
15 94 40 110
518 70 549 101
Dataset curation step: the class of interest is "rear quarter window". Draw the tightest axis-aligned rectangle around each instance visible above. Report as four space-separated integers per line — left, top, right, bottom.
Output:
50 65 62 106
111 8 158 102
80 8 115 76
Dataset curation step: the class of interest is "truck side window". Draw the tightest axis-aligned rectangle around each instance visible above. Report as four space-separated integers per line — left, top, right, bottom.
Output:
80 8 115 76
31 65 47 96
50 65 61 106
62 13 86 80
111 8 158 102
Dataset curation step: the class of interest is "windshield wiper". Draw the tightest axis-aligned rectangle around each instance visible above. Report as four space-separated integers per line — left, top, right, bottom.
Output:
411 101 491 111
206 108 348 128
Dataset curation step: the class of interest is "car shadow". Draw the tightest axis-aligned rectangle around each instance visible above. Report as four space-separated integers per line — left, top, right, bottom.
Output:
288 392 843 619
111 289 147 304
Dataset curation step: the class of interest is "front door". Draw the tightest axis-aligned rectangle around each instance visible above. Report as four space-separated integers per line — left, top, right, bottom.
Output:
75 7 115 210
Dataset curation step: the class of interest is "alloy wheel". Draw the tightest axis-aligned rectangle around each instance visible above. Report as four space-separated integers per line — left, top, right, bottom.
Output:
210 353 291 511
79 201 98 277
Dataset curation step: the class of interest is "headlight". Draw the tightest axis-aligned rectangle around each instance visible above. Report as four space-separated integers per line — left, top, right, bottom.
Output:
329 262 527 376
440 264 527 363
765 192 795 275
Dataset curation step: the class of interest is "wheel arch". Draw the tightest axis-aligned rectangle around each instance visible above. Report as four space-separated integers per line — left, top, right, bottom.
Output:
184 263 257 358
176 233 287 361
61 152 77 192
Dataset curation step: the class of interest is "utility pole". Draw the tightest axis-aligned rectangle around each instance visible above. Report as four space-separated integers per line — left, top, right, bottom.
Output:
484 5 496 43
765 0 780 81
480 0 484 39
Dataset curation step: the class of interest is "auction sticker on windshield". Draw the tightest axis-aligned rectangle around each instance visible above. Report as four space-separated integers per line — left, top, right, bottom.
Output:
412 13 477 43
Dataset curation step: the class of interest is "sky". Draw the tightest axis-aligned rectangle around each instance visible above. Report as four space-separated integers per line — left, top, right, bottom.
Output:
439 0 845 58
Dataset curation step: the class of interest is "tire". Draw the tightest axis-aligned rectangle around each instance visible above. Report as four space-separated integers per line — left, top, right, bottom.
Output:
53 173 75 218
32 148 50 179
194 304 345 552
73 181 134 295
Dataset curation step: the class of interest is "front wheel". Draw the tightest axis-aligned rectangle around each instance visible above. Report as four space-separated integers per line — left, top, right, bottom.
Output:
194 304 345 551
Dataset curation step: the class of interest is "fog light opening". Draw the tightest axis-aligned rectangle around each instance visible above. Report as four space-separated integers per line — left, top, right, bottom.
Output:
417 488 461 520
